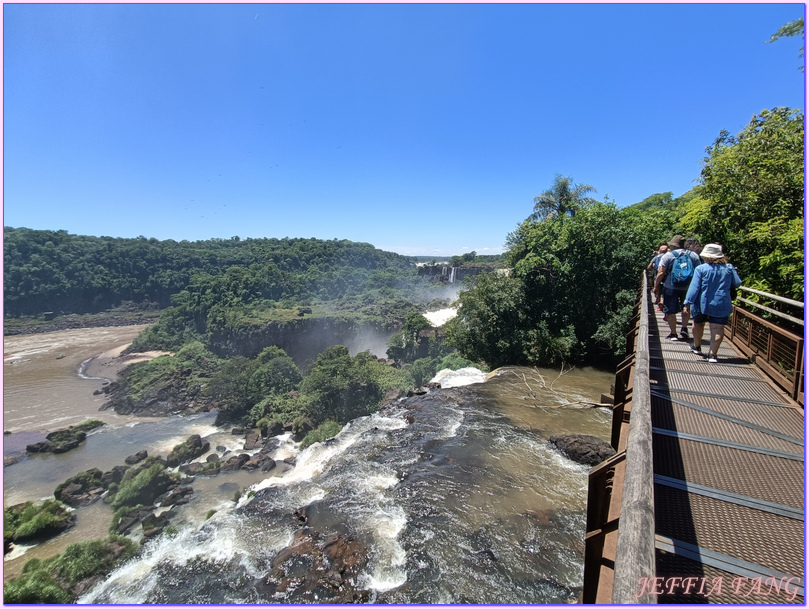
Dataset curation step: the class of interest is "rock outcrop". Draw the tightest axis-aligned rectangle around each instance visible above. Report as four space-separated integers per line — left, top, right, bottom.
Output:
166 434 210 467
25 420 105 455
260 528 369 603
549 434 616 466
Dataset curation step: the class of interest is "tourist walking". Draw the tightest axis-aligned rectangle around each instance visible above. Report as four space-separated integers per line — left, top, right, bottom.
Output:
653 235 702 341
647 243 668 308
683 243 742 363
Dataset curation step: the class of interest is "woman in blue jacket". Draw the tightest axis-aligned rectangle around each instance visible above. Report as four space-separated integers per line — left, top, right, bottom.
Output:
683 243 742 363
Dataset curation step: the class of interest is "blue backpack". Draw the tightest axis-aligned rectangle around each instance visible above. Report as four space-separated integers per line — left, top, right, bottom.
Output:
670 250 695 288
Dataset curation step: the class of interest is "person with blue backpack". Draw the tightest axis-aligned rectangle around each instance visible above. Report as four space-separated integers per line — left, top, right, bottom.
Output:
683 243 742 363
653 235 702 341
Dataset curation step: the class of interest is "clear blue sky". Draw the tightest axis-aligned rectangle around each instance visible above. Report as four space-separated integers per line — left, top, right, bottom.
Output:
3 3 805 256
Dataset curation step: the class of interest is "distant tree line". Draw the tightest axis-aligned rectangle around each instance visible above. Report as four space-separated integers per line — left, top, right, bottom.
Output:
3 230 417 317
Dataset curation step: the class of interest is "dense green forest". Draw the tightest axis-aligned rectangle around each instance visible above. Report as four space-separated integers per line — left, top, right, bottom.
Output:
3 231 418 317
446 107 804 368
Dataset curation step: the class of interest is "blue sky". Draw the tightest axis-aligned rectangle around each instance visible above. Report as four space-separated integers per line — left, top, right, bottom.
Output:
3 3 805 256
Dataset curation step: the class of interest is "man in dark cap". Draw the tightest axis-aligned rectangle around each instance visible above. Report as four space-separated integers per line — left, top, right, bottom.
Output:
653 235 702 340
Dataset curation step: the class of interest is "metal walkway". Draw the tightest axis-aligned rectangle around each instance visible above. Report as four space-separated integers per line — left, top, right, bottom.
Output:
647 302 805 603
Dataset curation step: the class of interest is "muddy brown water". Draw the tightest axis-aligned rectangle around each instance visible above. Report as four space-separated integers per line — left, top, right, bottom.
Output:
3 326 615 602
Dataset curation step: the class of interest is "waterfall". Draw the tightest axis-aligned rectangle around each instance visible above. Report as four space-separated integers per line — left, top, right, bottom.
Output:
75 371 614 604
449 267 456 284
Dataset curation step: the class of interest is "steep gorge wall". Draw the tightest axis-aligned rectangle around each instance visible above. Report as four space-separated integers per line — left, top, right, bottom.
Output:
208 316 400 372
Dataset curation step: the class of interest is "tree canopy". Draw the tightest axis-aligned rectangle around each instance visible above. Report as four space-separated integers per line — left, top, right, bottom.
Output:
679 107 804 299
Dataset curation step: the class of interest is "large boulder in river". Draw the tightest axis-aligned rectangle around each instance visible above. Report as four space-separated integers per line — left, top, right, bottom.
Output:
54 468 106 507
244 431 263 450
259 529 369 603
26 420 105 455
166 434 210 467
125 450 148 465
549 435 616 466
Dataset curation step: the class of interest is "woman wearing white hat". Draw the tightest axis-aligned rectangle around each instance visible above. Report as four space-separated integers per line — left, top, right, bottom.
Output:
682 244 742 363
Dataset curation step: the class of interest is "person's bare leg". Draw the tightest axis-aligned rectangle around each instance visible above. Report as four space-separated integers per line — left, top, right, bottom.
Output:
666 313 677 337
708 323 725 359
691 321 705 353
680 308 691 337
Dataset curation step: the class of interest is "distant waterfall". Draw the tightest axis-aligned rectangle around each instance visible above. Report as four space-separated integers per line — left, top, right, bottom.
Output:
440 266 457 284
449 267 456 284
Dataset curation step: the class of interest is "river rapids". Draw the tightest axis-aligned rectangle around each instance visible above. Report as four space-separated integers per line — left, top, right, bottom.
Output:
78 367 611 604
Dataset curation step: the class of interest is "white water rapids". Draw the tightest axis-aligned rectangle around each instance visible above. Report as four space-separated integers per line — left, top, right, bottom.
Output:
5 327 614 604
78 367 612 604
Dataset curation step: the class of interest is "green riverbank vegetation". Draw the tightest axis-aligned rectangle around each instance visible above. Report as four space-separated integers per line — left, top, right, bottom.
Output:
447 107 804 368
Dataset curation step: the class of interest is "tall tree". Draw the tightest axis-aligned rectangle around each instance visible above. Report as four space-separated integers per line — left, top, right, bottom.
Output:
679 107 804 299
529 175 597 221
447 192 670 368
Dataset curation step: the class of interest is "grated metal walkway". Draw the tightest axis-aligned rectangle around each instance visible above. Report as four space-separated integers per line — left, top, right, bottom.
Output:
649 305 805 603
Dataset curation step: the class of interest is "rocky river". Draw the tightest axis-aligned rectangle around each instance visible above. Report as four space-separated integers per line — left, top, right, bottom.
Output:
3 325 614 603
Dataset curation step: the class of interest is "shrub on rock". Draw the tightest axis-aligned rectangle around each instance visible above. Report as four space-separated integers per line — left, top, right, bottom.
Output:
166 434 210 467
111 464 175 510
4 500 75 551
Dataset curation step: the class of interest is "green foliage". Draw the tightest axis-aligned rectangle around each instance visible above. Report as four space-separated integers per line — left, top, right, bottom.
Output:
300 420 343 448
449 194 665 368
529 175 597 221
404 351 484 387
445 272 554 368
205 510 217 520
4 500 73 545
209 346 302 426
4 536 136 604
406 357 440 387
118 237 426 354
246 347 302 402
208 355 259 421
300 346 406 425
438 352 486 372
680 108 804 299
4 568 71 604
767 17 805 72
386 312 432 363
111 464 173 510
120 341 220 406
3 230 418 319
54 537 137 584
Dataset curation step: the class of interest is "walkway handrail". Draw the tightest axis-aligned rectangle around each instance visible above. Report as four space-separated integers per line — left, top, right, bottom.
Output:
736 286 804 327
730 287 805 405
612 272 656 604
739 286 805 309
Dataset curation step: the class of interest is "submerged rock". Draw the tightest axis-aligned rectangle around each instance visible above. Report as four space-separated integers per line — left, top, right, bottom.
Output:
549 434 616 466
